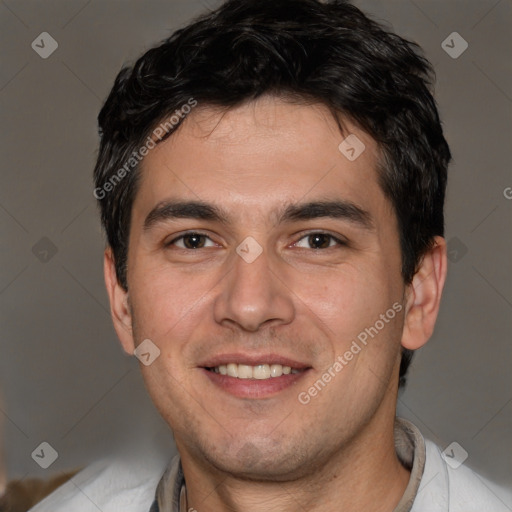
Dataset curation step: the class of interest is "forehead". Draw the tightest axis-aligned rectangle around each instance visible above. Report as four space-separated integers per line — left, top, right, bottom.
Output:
133 96 391 223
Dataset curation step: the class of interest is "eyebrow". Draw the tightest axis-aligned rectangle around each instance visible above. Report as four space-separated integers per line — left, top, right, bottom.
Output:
144 201 228 230
143 199 374 231
280 200 374 230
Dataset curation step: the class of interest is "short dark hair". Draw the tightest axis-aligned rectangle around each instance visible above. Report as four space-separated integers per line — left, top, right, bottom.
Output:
93 0 451 388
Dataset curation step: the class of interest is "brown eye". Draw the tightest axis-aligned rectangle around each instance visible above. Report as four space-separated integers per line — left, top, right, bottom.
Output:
168 232 215 249
182 234 206 249
307 233 332 249
295 232 344 249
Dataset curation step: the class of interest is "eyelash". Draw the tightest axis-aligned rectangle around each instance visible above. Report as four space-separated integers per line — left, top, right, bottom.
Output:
166 231 217 249
165 231 347 250
293 232 347 250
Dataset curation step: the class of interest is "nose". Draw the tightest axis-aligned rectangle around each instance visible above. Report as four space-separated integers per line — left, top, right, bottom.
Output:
213 244 295 332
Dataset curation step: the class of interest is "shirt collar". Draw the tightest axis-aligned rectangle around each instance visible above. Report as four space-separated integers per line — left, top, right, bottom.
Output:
392 417 427 512
150 417 426 512
150 455 185 512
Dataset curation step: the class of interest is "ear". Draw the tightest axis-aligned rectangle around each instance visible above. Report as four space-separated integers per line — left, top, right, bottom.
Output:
104 248 135 355
401 236 447 350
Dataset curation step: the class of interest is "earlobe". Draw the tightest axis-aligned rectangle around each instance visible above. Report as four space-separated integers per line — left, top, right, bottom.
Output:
401 236 447 351
103 249 135 354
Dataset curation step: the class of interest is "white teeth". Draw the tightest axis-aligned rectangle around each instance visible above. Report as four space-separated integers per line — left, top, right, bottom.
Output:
227 363 238 377
253 364 271 379
210 363 300 379
238 364 253 379
270 364 283 377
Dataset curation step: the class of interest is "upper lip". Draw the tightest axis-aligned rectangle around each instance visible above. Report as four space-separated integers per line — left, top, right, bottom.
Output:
199 353 311 370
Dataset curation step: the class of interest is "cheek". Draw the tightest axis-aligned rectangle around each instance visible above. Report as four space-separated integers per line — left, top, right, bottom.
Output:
293 263 395 342
128 263 215 345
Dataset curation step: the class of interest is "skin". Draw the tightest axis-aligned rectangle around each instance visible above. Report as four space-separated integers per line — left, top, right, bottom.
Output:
105 96 447 512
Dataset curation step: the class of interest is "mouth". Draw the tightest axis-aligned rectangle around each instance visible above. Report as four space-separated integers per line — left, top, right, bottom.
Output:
205 363 305 380
200 355 311 398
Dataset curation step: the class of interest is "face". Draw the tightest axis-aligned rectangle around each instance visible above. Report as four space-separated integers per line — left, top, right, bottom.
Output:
110 96 411 480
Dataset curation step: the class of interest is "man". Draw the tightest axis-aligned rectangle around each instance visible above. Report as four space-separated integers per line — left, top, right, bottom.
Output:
29 0 509 510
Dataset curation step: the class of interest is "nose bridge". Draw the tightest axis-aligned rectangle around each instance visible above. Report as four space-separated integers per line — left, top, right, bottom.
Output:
213 242 294 331
234 245 274 297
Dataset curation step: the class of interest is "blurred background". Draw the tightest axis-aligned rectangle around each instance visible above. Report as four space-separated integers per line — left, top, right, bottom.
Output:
1 0 511 506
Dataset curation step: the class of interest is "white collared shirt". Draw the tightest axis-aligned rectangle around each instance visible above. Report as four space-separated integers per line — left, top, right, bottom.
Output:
29 418 511 512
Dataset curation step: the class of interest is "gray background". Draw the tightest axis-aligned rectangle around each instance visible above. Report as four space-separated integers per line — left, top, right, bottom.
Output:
1 0 511 507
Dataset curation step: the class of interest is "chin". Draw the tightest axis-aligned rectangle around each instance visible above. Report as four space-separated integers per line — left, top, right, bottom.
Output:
199 438 313 482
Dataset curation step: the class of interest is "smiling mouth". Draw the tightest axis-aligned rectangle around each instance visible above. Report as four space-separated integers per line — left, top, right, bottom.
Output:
205 363 306 380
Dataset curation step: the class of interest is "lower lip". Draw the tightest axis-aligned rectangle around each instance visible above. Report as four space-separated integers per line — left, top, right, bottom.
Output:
201 368 310 399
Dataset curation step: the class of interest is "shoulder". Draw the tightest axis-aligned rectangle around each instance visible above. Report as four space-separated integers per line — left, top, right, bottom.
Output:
411 438 511 512
28 451 173 512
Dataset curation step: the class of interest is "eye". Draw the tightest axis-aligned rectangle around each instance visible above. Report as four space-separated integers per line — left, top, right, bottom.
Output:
167 232 217 249
294 232 345 249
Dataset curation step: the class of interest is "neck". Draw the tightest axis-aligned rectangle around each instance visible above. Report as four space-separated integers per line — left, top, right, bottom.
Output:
179 411 410 512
